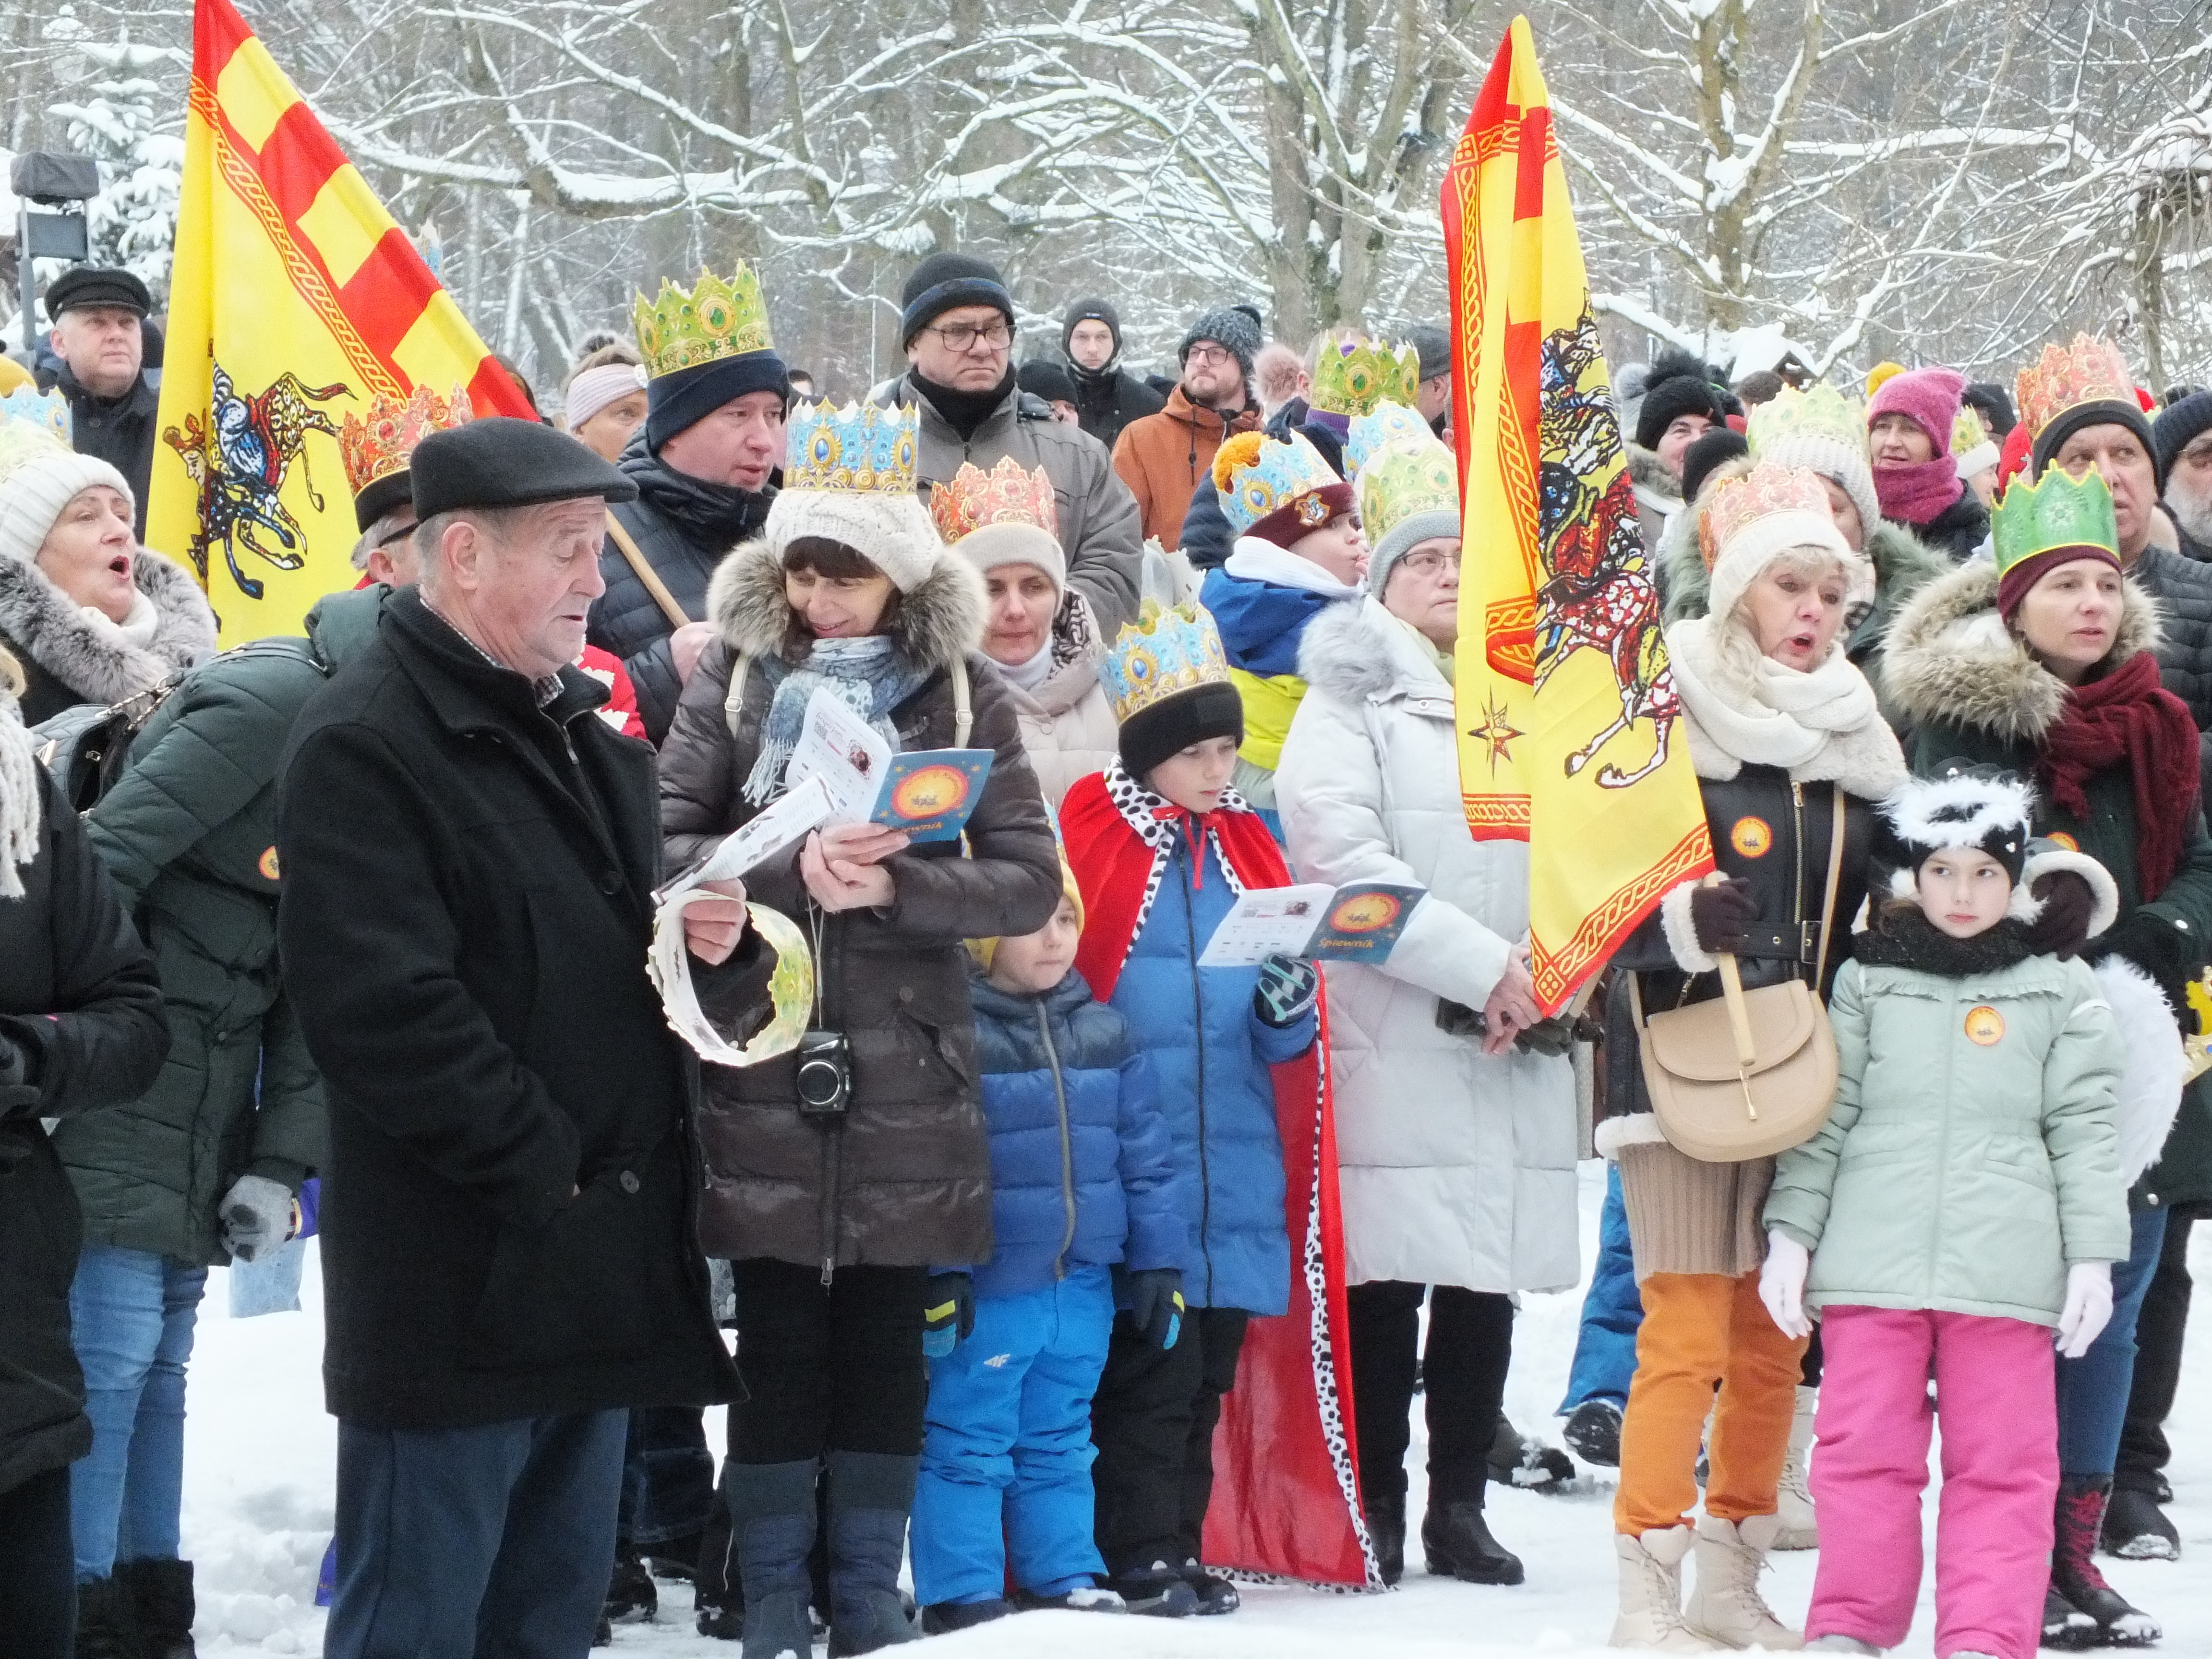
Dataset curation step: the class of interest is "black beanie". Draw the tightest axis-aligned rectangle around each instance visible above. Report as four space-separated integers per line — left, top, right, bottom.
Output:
1633 349 1730 451
2031 398 2161 493
1119 683 1245 784
1962 381 2017 439
1016 358 1078 407
1063 298 1121 358
901 253 1014 347
645 349 790 455
1680 427 1751 506
2153 388 2212 482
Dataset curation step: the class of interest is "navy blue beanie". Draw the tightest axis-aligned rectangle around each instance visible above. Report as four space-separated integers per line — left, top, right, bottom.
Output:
645 349 790 455
901 253 1015 348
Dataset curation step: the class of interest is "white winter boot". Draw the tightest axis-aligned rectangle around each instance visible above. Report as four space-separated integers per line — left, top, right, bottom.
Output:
1773 1386 1818 1550
1685 1515 1804 1650
1611 1527 1719 1651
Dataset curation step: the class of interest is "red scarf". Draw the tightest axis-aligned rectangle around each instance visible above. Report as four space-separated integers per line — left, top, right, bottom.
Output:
2039 650 2200 899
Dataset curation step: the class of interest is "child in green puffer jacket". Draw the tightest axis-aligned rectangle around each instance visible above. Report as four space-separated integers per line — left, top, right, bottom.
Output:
1759 762 2145 1659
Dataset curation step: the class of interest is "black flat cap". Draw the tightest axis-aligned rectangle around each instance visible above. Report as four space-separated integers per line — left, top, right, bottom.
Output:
410 417 638 518
45 265 152 319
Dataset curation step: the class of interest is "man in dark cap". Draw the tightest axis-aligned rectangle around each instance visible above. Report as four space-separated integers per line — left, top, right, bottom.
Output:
1110 304 1262 549
891 253 1143 632
1062 298 1164 449
278 417 757 1659
1015 357 1082 424
38 266 158 535
1405 322 1453 437
2155 388 2212 563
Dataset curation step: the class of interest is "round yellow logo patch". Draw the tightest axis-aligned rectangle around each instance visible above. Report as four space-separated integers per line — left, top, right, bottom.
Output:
257 846 281 881
1964 1005 2005 1046
2046 831 2080 853
1730 817 1773 858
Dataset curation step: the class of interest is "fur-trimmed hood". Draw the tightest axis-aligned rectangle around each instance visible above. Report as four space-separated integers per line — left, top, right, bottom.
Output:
0 547 216 710
1628 442 1681 507
1296 595 1444 706
705 534 986 672
1881 558 2163 746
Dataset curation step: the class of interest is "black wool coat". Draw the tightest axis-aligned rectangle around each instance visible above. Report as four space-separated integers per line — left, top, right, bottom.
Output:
276 590 748 1431
0 767 168 1496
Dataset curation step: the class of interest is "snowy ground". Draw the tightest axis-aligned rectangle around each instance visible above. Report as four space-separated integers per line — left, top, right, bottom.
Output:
182 1163 2212 1656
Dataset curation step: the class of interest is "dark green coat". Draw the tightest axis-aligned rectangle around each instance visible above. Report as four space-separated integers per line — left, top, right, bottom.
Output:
1885 560 2212 1207
51 590 385 1262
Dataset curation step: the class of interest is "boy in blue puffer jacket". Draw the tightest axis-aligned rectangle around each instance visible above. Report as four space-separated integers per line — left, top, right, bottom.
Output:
910 870 1190 1635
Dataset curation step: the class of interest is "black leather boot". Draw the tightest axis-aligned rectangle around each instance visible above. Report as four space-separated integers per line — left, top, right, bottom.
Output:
1422 1498 1525 1586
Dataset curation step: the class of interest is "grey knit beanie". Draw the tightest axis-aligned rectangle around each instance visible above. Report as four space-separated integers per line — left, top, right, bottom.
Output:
1180 307 1264 375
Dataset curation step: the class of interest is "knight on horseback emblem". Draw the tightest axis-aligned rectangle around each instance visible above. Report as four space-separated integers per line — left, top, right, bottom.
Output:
1531 311 1678 788
163 363 349 601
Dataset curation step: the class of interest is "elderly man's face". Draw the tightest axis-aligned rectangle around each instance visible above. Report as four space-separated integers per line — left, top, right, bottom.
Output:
907 304 1012 393
2166 430 2212 545
438 498 607 679
2052 423 2158 562
51 306 144 399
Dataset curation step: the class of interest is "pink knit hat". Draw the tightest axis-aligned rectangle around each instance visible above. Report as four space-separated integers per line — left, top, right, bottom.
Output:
1867 366 1966 453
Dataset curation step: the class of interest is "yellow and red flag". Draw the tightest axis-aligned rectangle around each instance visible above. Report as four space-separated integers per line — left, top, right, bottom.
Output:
149 0 530 642
1443 16 1712 1014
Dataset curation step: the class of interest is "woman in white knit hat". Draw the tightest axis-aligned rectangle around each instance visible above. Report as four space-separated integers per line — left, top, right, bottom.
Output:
0 403 216 725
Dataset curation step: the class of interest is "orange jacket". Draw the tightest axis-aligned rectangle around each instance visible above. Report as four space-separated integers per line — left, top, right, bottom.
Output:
1112 386 1258 550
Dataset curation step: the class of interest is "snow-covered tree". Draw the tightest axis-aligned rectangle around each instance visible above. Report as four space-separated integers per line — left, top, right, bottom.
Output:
44 15 186 302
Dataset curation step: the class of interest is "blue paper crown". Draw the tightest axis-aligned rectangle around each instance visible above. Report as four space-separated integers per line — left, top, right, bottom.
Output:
1101 601 1230 724
1219 431 1343 537
1343 400 1433 479
782 399 919 495
0 387 72 445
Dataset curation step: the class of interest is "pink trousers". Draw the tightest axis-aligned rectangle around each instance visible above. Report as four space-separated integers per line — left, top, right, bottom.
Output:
1807 1306 2057 1659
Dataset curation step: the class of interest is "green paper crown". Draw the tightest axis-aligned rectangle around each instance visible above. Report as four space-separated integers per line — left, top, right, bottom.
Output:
1745 382 1863 457
633 265 774 381
1310 335 1421 418
1991 466 2118 576
1356 435 1458 548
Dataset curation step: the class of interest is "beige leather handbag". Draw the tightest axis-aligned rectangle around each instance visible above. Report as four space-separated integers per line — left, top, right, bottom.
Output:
1629 789 1844 1163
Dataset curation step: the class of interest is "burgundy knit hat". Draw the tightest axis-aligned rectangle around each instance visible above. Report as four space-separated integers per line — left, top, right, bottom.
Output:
1868 367 1966 454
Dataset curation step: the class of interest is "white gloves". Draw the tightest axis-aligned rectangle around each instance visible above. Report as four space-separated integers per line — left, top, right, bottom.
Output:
219 1174 296 1263
2056 1261 2114 1359
1759 1229 1813 1339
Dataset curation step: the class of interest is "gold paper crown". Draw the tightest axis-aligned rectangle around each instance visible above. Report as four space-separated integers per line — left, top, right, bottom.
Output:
783 400 918 495
2017 334 2136 442
1101 600 1230 725
633 265 775 381
0 390 73 480
1745 382 1863 457
930 456 1058 545
340 384 474 499
1310 335 1422 418
1698 462 1837 572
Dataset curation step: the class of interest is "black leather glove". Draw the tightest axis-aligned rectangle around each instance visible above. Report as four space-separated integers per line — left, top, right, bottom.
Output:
2022 870 2096 961
1690 877 1758 956
2091 910 2193 1031
1123 1267 1185 1350
923 1271 974 1358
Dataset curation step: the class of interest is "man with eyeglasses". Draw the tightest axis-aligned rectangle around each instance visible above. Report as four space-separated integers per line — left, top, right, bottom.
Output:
1111 307 1263 552
890 254 1143 635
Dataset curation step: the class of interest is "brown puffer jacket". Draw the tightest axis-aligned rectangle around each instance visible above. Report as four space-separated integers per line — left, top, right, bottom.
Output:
660 538 1063 1274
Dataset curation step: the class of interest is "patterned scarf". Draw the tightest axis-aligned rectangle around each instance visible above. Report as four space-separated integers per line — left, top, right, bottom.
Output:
741 634 933 805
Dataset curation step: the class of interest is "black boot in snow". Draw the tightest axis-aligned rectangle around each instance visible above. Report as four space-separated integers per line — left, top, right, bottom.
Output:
1422 1499 1525 1586
2102 1486 2180 1562
728 1459 821 1659
73 1575 144 1659
1105 1561 1199 1617
119 1559 195 1659
918 1599 1011 1634
1178 1557 1240 1614
1486 1418 1576 1494
603 1545 658 1624
1563 1398 1623 1468
2052 1477 2159 1647
1365 1494 1407 1587
2044 1585 2099 1651
822 1450 918 1655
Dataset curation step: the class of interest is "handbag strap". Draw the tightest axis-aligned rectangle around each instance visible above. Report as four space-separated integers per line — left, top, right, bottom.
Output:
604 509 693 630
1812 784 1846 990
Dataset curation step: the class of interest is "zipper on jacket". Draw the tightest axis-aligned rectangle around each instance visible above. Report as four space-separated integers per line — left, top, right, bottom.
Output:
1178 842 1214 1306
1036 1002 1078 1279
1791 781 1807 983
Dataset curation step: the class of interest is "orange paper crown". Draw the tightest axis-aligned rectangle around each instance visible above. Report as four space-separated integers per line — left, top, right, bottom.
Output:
928 455 1058 546
2016 334 2136 441
340 384 474 500
1698 461 1837 573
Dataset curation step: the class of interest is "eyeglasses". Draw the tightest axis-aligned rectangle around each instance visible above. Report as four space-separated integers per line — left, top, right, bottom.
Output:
375 520 417 551
925 321 1012 353
1399 549 1461 577
1186 344 1235 367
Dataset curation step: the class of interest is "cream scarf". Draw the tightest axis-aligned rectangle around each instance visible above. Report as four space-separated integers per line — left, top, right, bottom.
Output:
0 693 42 900
1665 614 1906 800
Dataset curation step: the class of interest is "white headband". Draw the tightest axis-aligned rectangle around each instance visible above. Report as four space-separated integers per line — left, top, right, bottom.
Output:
565 362 647 431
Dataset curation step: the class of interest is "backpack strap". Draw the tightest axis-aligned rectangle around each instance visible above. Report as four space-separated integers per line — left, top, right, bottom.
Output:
723 651 752 739
951 654 972 748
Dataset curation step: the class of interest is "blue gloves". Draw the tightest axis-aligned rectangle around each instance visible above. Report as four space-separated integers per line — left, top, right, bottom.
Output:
1253 953 1320 1028
923 1271 974 1358
1124 1267 1185 1350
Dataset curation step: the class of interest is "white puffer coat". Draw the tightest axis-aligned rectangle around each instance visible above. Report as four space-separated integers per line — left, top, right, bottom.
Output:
1275 599 1580 1293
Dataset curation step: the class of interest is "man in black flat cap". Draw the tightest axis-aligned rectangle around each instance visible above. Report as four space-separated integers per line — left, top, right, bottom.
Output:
277 418 758 1659
38 265 158 535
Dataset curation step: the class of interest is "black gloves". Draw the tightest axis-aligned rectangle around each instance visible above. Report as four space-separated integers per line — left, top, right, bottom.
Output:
923 1271 974 1358
1254 954 1320 1028
1123 1267 1185 1349
2091 910 2193 1031
2022 870 2097 961
1690 877 1758 956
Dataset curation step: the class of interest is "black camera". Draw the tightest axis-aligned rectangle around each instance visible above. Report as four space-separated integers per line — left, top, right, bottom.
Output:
795 1030 852 1118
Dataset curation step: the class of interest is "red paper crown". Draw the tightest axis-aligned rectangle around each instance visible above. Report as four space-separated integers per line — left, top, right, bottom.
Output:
928 455 1058 546
2016 334 2136 441
340 384 474 499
